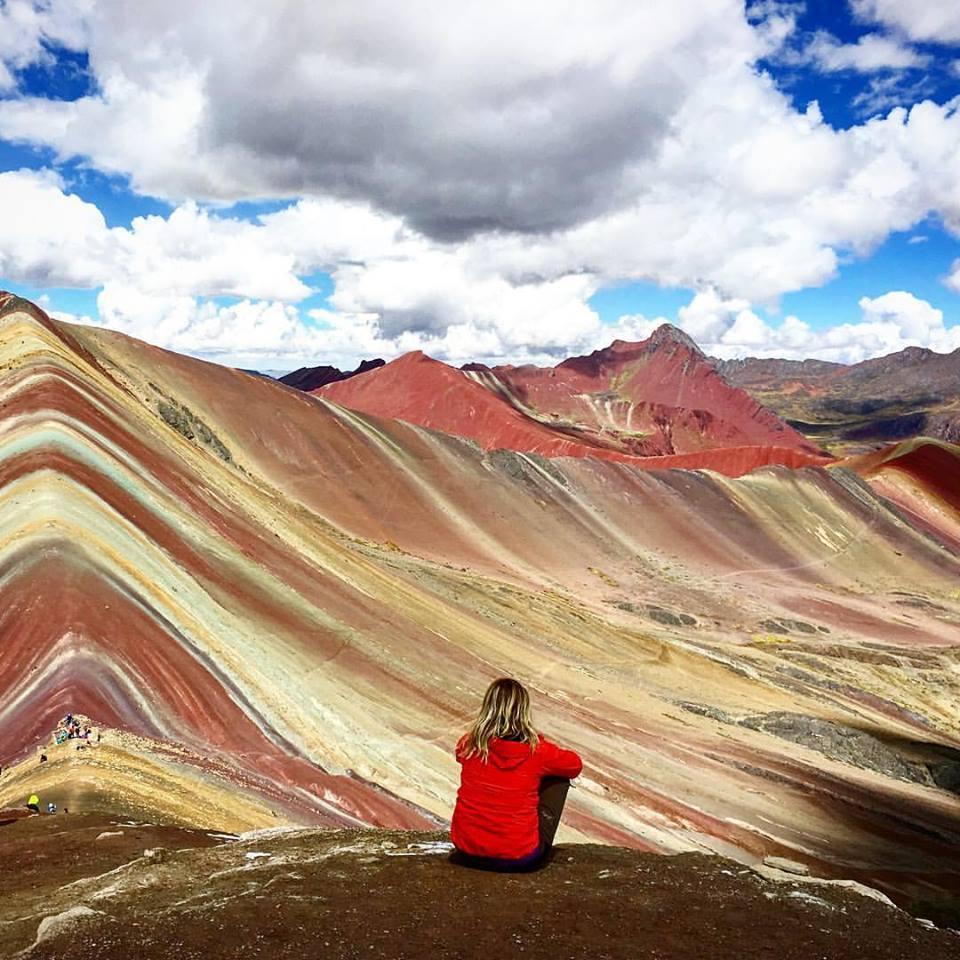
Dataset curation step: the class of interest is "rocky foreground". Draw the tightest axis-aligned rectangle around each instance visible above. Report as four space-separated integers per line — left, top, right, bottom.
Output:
1 814 957 960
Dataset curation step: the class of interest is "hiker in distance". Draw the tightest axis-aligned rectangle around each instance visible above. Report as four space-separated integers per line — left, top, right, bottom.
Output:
451 677 582 871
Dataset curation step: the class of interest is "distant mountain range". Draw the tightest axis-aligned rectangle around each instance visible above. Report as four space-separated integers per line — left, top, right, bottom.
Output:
283 329 959 458
310 324 827 476
280 358 385 391
715 346 960 454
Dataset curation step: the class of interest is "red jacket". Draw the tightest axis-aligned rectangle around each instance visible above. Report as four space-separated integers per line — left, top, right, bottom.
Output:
451 735 583 860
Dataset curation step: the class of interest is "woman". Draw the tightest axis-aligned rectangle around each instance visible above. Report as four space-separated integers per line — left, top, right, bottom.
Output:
451 677 582 870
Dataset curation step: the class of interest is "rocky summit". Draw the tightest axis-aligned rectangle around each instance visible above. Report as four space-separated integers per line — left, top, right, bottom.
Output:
2 816 958 960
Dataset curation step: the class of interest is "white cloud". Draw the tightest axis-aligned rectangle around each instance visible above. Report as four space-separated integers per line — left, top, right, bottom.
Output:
0 169 315 301
93 285 322 364
677 289 754 342
58 273 960 372
115 204 311 302
857 290 945 339
0 0 89 93
0 167 109 287
3 155 960 370
945 259 960 294
466 92 960 302
806 31 929 73
851 0 960 45
601 313 671 345
746 1 803 56
1 2 959 369
682 287 960 363
0 0 755 239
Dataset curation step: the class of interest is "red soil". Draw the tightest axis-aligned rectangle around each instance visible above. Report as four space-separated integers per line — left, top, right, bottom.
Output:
843 440 960 516
320 345 831 478
478 329 821 456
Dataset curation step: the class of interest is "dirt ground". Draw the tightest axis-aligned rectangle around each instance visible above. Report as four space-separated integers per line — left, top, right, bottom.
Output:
2 814 958 960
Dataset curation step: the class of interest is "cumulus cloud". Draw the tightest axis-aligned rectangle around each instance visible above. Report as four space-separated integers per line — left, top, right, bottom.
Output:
0 169 312 300
945 259 960 294
746 1 804 54
6 0 955 261
680 287 960 363
472 95 960 301
0 0 757 240
94 285 319 363
0 0 89 92
806 31 929 72
676 289 755 342
851 0 960 45
0 167 109 286
1 2 958 368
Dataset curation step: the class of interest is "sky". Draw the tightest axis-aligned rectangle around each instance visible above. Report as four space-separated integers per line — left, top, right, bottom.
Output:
0 0 958 371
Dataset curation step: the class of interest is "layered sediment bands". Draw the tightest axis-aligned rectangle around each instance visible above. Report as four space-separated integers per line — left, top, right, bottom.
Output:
835 440 960 556
3 293 960 907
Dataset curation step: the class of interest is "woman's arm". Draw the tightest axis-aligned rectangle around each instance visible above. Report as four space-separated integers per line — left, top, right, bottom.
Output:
538 738 583 778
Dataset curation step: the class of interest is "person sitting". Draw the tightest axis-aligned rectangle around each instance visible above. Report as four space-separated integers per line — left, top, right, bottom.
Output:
451 677 582 871
26 794 40 814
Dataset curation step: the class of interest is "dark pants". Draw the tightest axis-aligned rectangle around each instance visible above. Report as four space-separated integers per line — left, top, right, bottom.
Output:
454 776 571 872
535 776 570 851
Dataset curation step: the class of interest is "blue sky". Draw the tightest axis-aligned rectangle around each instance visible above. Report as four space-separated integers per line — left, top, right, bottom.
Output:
0 1 958 368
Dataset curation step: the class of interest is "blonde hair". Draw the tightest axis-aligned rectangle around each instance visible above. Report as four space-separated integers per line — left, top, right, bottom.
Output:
461 677 539 761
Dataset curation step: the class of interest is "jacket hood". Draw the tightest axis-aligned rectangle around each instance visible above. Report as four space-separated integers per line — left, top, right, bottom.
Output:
486 737 535 769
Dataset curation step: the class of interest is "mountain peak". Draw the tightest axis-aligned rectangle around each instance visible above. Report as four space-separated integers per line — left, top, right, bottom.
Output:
645 323 703 356
280 357 385 392
393 349 432 365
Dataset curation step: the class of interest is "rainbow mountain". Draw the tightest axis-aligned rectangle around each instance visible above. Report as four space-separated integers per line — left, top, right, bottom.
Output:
2 291 960 910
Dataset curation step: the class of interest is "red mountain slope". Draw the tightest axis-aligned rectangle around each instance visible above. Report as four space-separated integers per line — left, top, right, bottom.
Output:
466 326 822 457
319 329 828 476
319 350 623 459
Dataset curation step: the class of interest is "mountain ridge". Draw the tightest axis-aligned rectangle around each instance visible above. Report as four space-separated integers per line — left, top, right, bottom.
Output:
715 344 960 453
318 325 827 473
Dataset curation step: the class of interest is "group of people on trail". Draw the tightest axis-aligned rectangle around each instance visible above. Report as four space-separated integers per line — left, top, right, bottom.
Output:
56 714 94 745
19 713 96 816
450 677 582 871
